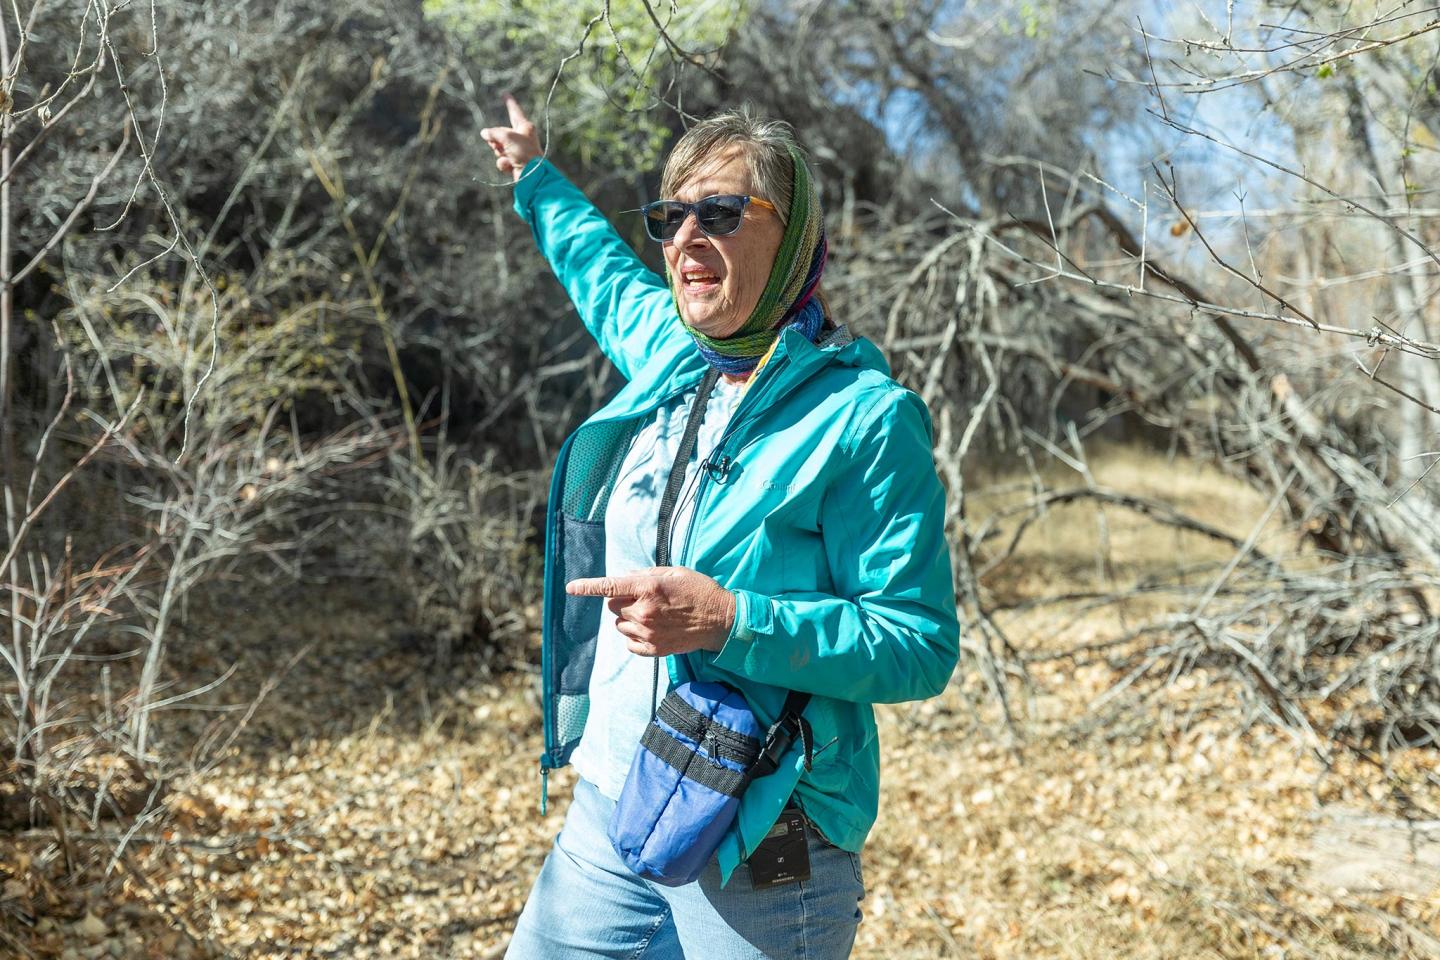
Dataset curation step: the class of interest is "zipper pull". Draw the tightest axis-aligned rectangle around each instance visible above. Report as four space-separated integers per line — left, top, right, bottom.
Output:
539 764 549 816
700 727 727 769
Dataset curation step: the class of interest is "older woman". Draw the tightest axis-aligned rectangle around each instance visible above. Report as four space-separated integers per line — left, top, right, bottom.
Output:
482 95 959 959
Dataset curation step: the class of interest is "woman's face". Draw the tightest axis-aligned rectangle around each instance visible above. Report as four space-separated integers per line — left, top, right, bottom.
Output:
663 146 784 339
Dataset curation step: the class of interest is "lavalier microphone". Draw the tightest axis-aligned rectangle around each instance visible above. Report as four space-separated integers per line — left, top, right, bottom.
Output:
702 454 733 481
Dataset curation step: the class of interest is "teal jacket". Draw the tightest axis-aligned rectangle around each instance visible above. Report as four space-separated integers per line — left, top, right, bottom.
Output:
513 157 960 888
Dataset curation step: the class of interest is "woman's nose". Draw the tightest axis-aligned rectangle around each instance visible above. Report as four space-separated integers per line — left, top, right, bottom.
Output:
670 209 709 249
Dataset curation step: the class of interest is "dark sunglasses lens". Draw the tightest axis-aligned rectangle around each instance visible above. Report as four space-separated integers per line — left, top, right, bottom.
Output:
697 196 745 236
644 201 686 241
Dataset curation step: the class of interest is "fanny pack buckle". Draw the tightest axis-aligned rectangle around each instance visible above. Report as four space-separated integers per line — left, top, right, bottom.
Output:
750 712 813 780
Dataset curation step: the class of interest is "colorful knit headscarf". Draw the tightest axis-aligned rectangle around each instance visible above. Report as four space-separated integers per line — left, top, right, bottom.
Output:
667 143 830 375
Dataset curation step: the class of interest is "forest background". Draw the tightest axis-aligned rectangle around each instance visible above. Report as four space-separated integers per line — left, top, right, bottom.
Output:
2 0 1439 957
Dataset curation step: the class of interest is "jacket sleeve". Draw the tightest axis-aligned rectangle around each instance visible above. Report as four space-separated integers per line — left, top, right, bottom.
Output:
511 157 690 381
711 387 961 704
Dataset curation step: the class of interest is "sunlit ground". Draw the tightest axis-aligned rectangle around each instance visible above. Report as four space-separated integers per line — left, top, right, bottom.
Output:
3 446 1436 959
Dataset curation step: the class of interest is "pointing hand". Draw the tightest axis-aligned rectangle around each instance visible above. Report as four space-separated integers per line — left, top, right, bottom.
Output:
566 566 736 657
480 93 541 182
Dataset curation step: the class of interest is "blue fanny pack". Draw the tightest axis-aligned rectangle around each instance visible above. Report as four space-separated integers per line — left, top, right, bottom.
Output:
608 681 812 886
606 367 811 887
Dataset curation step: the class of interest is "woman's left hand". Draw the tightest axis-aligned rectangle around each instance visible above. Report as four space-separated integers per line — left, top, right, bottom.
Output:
565 567 735 656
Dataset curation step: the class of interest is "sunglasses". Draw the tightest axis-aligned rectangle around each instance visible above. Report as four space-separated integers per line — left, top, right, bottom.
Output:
638 194 778 242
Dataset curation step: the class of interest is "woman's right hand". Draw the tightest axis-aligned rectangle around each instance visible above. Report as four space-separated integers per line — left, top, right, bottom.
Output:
481 93 541 182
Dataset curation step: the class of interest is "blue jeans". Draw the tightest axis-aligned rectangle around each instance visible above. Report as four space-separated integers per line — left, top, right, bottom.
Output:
505 778 866 959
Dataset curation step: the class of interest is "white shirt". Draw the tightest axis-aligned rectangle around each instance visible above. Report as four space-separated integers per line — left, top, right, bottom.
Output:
569 375 746 800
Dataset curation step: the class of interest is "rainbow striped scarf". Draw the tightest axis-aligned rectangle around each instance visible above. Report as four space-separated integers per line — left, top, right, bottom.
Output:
667 144 830 375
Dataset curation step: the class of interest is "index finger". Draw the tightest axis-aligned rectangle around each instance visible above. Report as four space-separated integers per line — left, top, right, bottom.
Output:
630 566 685 577
504 92 531 129
566 575 652 597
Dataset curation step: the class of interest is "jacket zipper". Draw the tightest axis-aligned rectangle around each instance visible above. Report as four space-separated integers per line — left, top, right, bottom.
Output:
677 355 790 568
536 429 576 814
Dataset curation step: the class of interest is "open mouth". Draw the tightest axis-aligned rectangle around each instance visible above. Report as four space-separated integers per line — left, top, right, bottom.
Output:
681 268 721 293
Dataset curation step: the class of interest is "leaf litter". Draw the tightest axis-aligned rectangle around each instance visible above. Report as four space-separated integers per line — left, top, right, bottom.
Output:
1 540 1437 959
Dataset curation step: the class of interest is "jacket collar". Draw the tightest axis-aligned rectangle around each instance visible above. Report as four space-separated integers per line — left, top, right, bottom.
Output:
747 321 890 409
583 322 889 428
731 319 886 381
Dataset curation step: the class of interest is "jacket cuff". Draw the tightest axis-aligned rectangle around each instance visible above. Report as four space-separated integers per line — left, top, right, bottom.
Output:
714 588 774 671
511 157 554 221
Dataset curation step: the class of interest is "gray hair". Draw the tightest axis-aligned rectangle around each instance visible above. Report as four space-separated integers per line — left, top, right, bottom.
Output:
660 106 806 229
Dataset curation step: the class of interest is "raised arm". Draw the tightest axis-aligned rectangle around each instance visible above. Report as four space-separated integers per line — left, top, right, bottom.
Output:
482 95 689 381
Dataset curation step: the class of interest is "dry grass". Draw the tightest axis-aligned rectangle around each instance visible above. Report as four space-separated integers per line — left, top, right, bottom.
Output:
965 443 1286 616
861 661 1440 958
2 444 1437 958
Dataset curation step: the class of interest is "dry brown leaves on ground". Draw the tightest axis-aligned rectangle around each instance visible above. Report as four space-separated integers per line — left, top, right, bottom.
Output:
2 450 1438 958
